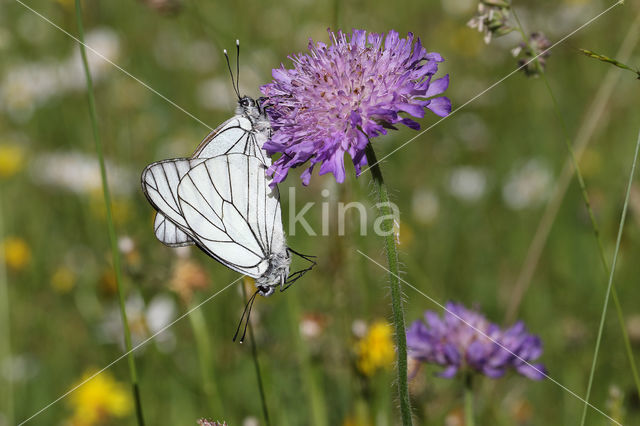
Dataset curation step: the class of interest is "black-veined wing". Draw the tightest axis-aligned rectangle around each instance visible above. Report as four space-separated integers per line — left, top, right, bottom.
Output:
153 115 270 247
141 158 206 247
176 154 285 278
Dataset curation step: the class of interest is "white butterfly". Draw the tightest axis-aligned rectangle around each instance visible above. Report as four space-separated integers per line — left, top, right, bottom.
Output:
141 43 314 341
141 96 292 297
149 96 271 248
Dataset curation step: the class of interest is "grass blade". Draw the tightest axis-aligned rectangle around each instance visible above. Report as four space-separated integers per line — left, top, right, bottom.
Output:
74 1 145 424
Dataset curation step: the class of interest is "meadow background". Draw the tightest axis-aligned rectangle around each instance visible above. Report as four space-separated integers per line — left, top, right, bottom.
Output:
2 0 640 424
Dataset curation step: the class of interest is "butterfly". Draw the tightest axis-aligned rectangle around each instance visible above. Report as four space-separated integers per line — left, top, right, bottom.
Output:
141 42 314 341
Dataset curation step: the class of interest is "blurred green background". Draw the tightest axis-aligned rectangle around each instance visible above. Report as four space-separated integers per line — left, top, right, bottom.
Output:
2 0 640 424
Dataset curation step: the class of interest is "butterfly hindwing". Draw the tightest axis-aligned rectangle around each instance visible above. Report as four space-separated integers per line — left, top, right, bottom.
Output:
153 212 193 247
141 158 206 246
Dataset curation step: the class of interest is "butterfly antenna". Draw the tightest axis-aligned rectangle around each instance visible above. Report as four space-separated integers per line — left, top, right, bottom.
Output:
224 48 241 99
236 39 241 96
233 288 259 343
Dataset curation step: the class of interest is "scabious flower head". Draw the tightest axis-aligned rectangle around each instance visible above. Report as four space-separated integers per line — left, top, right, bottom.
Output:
511 32 552 77
406 302 546 380
260 29 451 185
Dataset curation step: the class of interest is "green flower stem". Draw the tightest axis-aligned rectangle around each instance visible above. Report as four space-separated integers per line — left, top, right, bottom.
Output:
464 374 475 426
510 5 640 419
0 197 13 425
240 282 271 426
74 2 145 425
364 142 413 426
187 297 224 417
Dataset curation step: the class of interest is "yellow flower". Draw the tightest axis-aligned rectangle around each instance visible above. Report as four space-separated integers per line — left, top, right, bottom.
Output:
0 144 25 178
2 237 31 271
51 266 76 293
68 370 132 426
355 320 395 376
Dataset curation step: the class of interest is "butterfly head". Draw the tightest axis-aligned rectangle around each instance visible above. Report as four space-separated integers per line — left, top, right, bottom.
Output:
237 96 258 115
237 96 270 131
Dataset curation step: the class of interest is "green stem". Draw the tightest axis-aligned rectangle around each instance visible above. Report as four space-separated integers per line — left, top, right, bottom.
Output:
188 298 224 417
510 5 640 420
0 196 14 425
364 143 413 426
240 282 271 426
464 374 475 426
579 129 640 425
74 2 145 425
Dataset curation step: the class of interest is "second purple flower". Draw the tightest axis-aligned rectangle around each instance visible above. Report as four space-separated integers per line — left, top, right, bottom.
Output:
260 29 451 185
407 302 547 380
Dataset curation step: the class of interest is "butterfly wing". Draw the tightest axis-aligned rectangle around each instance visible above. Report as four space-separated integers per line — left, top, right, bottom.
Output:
150 115 270 247
177 154 283 278
153 212 192 247
192 115 271 165
141 158 206 246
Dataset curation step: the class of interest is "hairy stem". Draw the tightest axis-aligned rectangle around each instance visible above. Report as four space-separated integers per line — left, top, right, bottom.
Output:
364 143 413 426
74 2 145 424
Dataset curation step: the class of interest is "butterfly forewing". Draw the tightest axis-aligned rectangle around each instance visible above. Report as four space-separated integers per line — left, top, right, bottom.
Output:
152 114 270 247
193 116 270 166
176 154 280 278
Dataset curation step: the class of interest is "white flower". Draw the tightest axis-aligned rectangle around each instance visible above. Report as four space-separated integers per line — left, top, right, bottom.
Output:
0 28 119 121
99 293 177 354
448 166 487 202
1 354 39 383
30 151 135 196
412 189 439 225
62 28 121 91
502 159 552 210
351 319 367 338
118 236 135 254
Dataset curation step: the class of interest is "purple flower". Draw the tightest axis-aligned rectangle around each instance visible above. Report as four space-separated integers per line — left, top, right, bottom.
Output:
406 302 546 380
260 29 451 185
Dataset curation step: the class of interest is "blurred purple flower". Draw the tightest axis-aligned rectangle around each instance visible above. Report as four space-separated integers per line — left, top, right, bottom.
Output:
260 29 451 185
511 32 552 77
406 302 546 380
